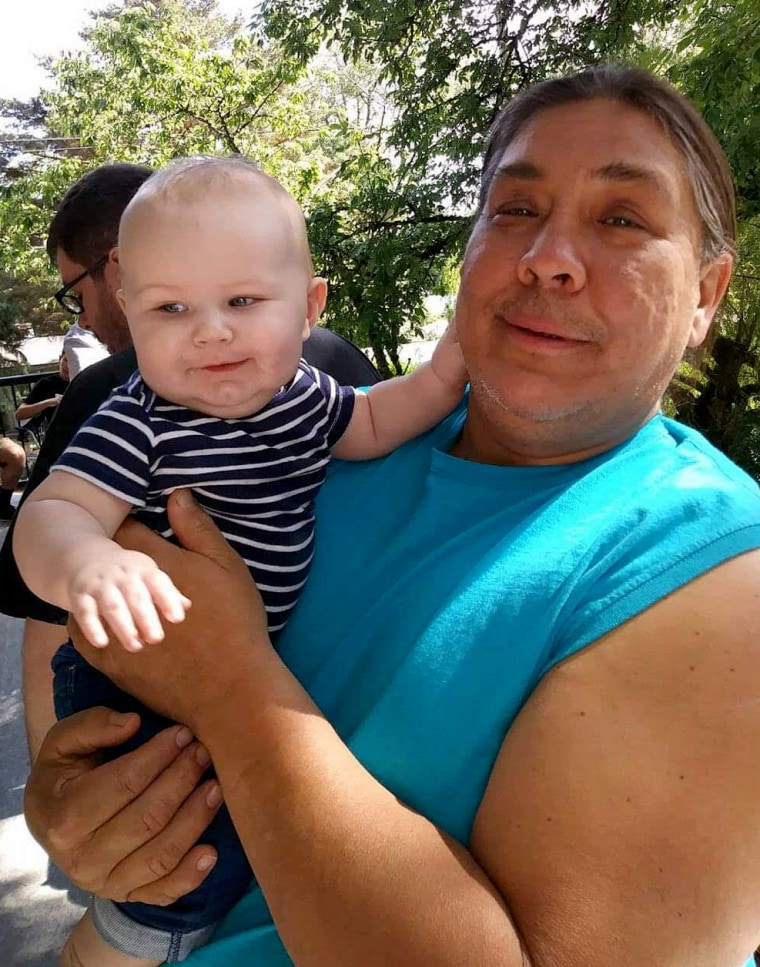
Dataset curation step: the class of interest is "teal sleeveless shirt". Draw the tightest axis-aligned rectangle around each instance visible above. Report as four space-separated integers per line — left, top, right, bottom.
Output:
185 402 760 967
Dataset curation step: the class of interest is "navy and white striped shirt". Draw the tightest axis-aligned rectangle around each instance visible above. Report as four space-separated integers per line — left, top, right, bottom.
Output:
54 362 356 633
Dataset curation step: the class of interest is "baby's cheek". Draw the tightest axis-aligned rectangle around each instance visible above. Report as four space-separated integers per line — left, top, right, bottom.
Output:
138 346 185 401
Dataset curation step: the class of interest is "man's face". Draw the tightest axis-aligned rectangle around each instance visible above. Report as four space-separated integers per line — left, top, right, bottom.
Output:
55 248 131 355
455 97 732 461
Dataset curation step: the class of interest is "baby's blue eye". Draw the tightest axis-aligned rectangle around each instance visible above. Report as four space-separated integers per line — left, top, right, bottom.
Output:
159 303 185 314
229 296 255 307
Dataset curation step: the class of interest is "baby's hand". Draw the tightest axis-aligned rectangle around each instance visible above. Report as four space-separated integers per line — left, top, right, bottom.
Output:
430 321 468 392
67 548 192 653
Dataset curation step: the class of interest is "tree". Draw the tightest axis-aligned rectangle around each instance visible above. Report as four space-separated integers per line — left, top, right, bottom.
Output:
260 0 760 461
0 269 66 361
0 94 92 349
667 221 760 477
3 0 759 398
0 0 372 352
666 0 760 219
255 0 683 374
45 0 338 185
656 0 760 477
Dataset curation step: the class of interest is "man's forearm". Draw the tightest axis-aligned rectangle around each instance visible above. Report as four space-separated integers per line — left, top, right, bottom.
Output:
198 657 527 967
16 399 56 422
23 619 66 762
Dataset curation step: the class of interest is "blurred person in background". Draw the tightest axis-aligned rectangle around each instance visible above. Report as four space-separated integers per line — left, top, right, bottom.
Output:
15 349 71 444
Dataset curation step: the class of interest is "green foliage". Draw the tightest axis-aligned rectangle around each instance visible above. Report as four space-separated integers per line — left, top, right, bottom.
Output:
256 0 685 372
308 153 469 375
670 222 760 478
0 270 65 340
667 0 760 218
259 0 760 455
0 0 373 351
3 0 760 409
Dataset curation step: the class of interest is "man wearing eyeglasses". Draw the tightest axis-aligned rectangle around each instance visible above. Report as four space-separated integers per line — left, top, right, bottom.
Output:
0 160 380 760
55 253 132 365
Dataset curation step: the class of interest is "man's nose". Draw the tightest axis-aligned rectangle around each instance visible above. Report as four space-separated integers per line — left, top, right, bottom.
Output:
516 220 587 292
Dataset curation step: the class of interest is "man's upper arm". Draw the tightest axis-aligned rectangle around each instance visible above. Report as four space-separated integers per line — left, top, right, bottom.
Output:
470 551 760 967
0 353 134 621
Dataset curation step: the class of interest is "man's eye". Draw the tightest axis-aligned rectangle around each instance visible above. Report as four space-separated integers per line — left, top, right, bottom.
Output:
158 303 186 313
229 296 255 307
493 206 537 219
602 215 641 229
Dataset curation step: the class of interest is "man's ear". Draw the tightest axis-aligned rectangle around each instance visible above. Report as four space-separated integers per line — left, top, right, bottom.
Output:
688 254 733 348
104 246 122 292
116 288 127 314
303 277 328 341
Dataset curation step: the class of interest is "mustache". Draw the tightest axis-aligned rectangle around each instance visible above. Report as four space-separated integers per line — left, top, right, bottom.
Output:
493 296 604 342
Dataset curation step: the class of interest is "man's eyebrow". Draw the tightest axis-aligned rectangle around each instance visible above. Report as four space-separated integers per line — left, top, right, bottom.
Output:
493 161 543 181
593 162 669 193
492 160 670 194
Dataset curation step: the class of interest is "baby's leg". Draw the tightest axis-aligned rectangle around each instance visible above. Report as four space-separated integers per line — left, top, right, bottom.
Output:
53 647 249 959
60 909 162 967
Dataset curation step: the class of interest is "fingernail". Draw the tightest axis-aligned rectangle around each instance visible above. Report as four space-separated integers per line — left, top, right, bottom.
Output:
175 726 194 748
175 489 194 508
195 744 211 767
197 854 216 872
206 782 223 808
109 712 134 728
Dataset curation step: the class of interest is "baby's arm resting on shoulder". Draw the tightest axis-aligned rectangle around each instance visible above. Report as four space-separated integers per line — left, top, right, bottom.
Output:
332 323 468 460
13 472 191 653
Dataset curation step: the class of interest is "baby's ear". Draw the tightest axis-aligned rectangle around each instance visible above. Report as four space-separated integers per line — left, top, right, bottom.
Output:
304 277 328 339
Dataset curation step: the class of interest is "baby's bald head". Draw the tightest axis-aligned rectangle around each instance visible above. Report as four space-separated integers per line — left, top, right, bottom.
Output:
119 156 314 277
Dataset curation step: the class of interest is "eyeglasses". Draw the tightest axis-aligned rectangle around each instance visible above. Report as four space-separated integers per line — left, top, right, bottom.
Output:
54 254 109 316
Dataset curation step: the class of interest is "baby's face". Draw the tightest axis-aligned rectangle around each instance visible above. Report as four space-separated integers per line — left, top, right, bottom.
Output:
118 190 323 419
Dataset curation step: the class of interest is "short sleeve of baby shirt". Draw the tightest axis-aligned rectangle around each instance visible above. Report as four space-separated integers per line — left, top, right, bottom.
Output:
299 360 356 448
52 372 155 508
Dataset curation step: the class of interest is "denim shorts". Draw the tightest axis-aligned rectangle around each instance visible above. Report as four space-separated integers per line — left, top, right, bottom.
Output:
52 640 253 962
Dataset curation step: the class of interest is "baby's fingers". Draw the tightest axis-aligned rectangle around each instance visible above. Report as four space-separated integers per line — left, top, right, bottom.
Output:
117 575 167 646
72 593 111 648
96 583 146 653
145 569 192 625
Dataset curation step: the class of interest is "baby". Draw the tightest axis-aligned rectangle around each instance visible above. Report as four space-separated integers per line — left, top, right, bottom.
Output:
15 156 466 967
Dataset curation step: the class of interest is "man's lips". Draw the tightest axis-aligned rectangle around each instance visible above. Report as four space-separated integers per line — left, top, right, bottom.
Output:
502 315 593 345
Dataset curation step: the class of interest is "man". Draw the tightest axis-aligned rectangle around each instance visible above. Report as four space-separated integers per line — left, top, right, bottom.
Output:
0 162 380 758
23 67 760 967
0 435 25 520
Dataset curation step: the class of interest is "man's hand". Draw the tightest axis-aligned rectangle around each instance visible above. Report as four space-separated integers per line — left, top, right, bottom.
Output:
70 489 271 730
24 707 223 904
68 546 191 652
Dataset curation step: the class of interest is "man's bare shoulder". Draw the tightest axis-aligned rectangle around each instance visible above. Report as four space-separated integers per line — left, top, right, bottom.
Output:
471 551 760 967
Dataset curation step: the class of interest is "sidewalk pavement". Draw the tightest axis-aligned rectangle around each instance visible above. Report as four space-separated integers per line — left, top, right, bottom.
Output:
0 517 87 966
